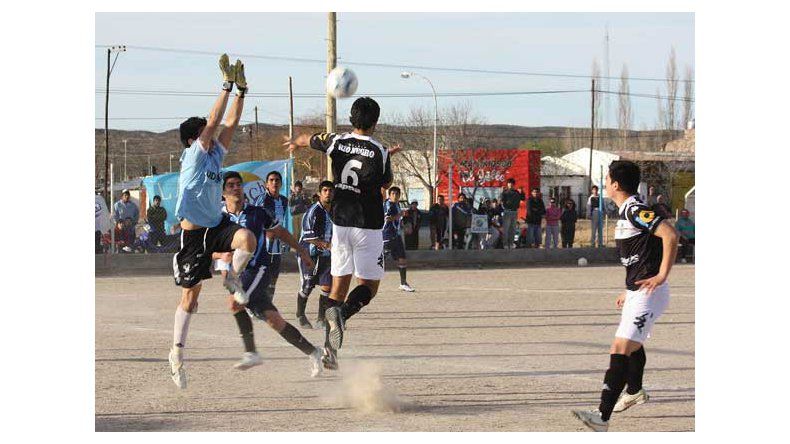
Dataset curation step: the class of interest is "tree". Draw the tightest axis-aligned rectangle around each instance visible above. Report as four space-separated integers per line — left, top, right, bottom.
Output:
618 64 632 150
663 47 679 131
682 66 695 129
591 58 603 133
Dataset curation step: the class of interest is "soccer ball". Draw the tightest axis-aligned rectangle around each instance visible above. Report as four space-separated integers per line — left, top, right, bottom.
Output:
577 257 588 267
326 66 358 98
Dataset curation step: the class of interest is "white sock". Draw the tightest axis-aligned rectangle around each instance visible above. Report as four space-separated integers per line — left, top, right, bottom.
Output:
173 306 192 348
232 249 253 275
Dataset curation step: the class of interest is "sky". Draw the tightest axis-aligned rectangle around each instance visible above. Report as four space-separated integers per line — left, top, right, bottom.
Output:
95 12 694 132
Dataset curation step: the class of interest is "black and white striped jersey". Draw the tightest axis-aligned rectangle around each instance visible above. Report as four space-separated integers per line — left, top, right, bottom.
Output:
615 195 665 291
309 132 392 229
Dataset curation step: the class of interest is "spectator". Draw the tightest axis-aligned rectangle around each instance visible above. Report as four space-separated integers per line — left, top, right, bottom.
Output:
403 201 422 250
311 193 319 204
587 185 602 247
526 187 545 248
675 208 695 263
485 198 504 249
451 193 472 249
289 180 311 240
646 185 658 207
146 195 168 247
113 189 139 252
560 199 578 248
544 197 561 249
429 195 449 250
653 194 673 220
499 178 526 249
95 194 112 254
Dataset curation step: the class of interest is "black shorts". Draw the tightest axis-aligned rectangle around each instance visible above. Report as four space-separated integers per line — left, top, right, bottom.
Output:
172 215 243 288
298 254 332 295
242 266 277 318
383 237 406 261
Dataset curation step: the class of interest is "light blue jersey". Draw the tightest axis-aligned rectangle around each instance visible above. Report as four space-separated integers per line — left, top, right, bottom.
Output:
174 139 227 228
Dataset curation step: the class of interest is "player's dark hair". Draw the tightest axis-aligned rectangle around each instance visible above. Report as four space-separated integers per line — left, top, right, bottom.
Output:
319 180 334 190
608 160 640 195
222 171 243 189
153 195 161 201
266 171 283 182
388 186 401 194
179 117 207 147
591 185 599 191
350 97 380 131
507 178 516 185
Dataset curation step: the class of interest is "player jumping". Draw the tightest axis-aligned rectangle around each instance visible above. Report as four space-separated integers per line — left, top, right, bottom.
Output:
571 160 679 431
383 186 415 292
169 55 256 389
214 171 324 377
285 97 397 369
295 180 335 329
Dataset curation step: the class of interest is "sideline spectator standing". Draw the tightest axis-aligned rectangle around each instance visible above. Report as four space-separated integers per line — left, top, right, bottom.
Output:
653 195 673 220
560 199 578 248
675 208 695 262
403 201 422 250
289 180 311 241
146 195 168 247
486 199 504 249
499 179 525 249
544 198 561 249
429 195 449 250
587 185 602 247
646 185 657 207
452 193 472 249
526 188 545 248
113 189 139 252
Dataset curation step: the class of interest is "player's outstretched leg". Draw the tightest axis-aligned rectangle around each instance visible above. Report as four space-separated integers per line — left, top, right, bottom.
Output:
296 292 313 329
614 346 649 412
232 306 262 370
223 230 256 304
397 259 414 292
254 308 324 377
315 289 331 329
325 281 376 351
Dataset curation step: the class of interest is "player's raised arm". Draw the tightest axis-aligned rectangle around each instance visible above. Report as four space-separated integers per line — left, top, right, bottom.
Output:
283 132 338 156
218 59 247 150
199 54 236 150
268 225 314 268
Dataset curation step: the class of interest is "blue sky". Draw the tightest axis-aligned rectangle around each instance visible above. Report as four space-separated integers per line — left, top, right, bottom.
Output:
95 12 694 132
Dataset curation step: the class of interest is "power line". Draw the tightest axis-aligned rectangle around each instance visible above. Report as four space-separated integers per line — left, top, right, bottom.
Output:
95 44 694 84
95 88 589 99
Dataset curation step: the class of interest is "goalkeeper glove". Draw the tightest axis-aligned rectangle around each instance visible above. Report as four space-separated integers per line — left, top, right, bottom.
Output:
234 59 247 97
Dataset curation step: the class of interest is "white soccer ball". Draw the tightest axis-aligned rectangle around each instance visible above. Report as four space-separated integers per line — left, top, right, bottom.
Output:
577 257 588 267
326 66 358 98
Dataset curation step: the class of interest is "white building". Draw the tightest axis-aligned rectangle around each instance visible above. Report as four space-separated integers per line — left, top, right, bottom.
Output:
540 156 588 206
560 148 621 193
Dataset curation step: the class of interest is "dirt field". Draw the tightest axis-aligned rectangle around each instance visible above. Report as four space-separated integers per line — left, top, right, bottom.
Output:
95 264 695 432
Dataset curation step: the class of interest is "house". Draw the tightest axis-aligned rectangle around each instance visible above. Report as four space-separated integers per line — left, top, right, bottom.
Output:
540 156 588 210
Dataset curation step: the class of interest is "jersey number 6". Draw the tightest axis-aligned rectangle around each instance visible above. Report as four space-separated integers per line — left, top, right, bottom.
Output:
341 160 363 187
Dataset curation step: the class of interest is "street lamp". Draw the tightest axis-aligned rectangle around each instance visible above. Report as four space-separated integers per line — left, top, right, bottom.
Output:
104 45 126 204
400 71 438 203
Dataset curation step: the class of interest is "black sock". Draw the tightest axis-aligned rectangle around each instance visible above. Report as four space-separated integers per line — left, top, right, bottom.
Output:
626 346 647 395
599 354 630 422
233 310 256 353
398 266 407 285
279 323 316 356
318 291 331 320
296 292 308 318
340 285 373 321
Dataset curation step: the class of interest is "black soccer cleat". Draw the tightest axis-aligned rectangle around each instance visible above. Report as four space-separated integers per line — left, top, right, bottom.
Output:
297 315 313 329
322 345 339 370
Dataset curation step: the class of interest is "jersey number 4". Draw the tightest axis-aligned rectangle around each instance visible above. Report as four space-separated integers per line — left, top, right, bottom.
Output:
341 160 363 187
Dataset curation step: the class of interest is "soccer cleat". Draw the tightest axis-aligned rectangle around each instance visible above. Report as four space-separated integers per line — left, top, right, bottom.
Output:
321 346 339 370
309 347 324 377
571 409 608 432
168 347 187 389
399 283 416 292
613 389 649 412
325 306 345 350
314 318 326 330
223 272 249 305
233 352 263 370
297 315 313 329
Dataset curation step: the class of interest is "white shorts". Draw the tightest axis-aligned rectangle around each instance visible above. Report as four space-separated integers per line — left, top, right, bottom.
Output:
331 225 385 280
614 282 670 343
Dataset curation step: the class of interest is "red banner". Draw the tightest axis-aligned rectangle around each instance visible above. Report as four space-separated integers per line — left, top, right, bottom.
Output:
437 148 541 219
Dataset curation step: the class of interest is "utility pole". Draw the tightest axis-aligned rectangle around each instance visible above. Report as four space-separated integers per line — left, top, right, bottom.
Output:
147 155 151 176
123 139 128 180
104 45 126 205
253 105 259 161
588 78 596 194
326 12 337 180
289 77 295 151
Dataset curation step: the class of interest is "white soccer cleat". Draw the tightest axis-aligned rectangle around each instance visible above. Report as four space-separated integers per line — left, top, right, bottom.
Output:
571 409 608 432
168 347 187 389
325 306 345 350
309 348 324 378
233 352 263 370
613 389 649 412
399 283 415 292
223 272 249 305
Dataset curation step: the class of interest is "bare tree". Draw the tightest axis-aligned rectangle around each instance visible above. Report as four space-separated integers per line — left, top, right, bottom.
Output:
682 66 695 129
664 47 679 131
618 64 632 150
591 58 603 135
